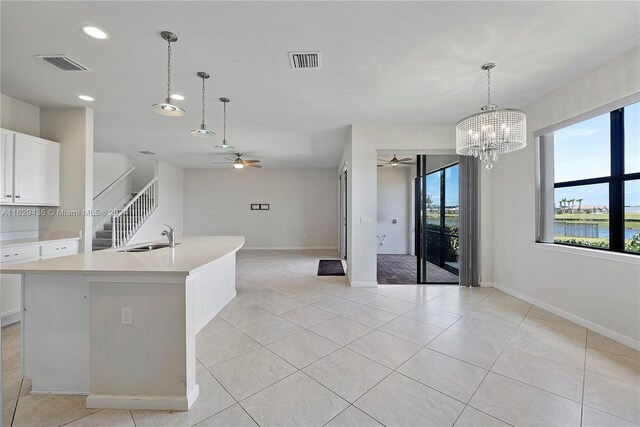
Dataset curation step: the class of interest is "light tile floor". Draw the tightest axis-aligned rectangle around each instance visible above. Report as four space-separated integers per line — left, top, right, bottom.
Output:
2 249 639 426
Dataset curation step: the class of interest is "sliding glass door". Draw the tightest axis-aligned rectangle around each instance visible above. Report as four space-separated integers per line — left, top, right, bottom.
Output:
416 155 460 284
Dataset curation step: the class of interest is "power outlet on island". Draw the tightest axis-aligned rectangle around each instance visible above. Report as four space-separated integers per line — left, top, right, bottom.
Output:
121 307 132 325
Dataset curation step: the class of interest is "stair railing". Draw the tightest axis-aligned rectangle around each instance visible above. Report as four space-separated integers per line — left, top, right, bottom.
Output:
112 177 159 248
93 167 135 201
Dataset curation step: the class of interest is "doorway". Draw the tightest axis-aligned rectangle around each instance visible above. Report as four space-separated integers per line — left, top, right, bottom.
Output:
376 154 460 284
415 155 460 284
339 168 347 260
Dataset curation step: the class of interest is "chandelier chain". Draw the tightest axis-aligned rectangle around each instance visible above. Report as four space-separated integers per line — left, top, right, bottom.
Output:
486 67 491 107
166 40 172 100
223 101 227 140
201 76 205 126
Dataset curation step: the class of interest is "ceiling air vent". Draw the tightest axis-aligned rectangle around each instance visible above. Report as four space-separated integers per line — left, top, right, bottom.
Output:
289 51 321 69
36 55 91 71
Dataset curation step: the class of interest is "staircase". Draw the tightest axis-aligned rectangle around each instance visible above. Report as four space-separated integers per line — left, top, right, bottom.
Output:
92 178 158 250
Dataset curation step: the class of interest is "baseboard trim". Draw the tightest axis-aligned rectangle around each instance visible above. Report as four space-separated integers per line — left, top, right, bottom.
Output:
349 281 378 288
1 309 21 327
494 283 640 351
242 247 338 250
86 386 199 411
479 281 494 288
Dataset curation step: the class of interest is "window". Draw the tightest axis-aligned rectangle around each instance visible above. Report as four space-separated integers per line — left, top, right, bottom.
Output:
537 98 640 254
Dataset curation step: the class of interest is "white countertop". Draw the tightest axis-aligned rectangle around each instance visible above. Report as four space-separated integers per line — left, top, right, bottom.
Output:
1 232 81 248
0 236 245 275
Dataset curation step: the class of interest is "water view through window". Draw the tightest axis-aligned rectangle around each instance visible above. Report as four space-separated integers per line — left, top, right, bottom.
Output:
552 102 639 253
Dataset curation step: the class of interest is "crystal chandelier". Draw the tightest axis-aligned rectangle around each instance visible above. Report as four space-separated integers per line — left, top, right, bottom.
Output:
456 63 526 169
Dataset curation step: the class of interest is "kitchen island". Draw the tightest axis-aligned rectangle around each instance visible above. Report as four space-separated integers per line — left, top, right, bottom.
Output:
1 235 244 411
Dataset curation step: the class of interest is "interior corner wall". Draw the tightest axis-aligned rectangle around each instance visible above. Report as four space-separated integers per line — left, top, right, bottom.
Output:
183 168 338 249
491 47 640 347
347 124 456 286
39 108 94 252
377 167 411 254
128 161 183 245
1 93 40 136
93 153 133 196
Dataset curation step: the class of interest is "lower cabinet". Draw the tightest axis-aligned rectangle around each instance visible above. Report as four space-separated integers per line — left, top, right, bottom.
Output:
0 238 80 325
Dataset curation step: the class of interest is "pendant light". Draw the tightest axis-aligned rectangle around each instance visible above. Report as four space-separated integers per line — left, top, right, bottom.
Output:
151 31 185 117
215 97 235 149
190 72 215 137
456 63 526 169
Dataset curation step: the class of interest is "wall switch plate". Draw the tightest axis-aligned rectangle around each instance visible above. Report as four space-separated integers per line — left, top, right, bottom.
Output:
121 307 132 325
360 216 372 224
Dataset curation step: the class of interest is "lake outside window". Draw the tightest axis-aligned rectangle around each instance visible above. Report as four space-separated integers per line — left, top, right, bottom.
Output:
537 97 640 255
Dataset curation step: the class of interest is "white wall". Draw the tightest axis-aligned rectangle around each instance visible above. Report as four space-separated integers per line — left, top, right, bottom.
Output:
346 124 471 286
1 93 40 136
93 153 133 196
128 161 184 245
491 47 640 348
184 168 338 249
39 108 94 252
377 167 411 254
130 154 157 191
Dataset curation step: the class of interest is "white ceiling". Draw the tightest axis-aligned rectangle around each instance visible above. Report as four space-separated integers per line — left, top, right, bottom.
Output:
2 1 638 168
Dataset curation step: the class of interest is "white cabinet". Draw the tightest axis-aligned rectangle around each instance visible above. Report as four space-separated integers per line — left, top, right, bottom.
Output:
0 129 59 206
1 129 14 204
0 238 80 326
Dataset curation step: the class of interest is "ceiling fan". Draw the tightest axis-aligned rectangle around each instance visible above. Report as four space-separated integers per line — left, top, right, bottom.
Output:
377 155 414 168
212 153 262 169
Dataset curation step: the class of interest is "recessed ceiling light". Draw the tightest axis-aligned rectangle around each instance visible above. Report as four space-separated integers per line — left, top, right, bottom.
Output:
78 95 94 101
170 94 185 101
81 26 109 40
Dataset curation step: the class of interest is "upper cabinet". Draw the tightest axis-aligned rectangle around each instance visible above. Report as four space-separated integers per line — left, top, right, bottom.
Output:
0 129 60 206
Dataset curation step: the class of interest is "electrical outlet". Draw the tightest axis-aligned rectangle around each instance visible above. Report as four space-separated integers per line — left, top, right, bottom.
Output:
121 307 132 325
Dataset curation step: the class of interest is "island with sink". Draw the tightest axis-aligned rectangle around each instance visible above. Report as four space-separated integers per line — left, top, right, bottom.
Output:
1 235 245 411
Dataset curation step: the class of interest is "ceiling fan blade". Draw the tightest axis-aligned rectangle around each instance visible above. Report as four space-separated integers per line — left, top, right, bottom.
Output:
246 163 262 168
401 162 416 165
377 164 384 168
243 159 260 163
211 161 230 164
377 158 390 162
398 158 413 162
224 158 237 162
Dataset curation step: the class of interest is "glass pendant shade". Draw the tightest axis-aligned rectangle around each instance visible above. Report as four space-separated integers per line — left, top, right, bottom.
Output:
152 98 185 117
215 140 234 149
190 124 216 138
455 63 527 169
153 31 185 117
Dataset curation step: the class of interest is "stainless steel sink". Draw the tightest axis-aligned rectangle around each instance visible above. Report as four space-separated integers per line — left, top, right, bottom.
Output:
119 243 180 253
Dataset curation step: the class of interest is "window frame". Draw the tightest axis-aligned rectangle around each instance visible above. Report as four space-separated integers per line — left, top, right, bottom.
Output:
535 93 640 255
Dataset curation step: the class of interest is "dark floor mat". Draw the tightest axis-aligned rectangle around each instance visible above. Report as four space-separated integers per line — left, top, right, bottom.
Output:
318 259 345 276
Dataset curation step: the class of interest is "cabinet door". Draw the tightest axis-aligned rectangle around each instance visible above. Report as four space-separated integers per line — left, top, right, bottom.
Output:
14 134 59 205
0 129 14 204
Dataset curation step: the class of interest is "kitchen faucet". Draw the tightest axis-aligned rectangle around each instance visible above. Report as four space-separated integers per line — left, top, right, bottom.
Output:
161 224 176 247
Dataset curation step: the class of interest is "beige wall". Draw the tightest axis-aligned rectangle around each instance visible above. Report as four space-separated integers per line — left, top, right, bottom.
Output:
184 168 338 249
1 94 40 136
491 47 640 347
39 108 94 252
